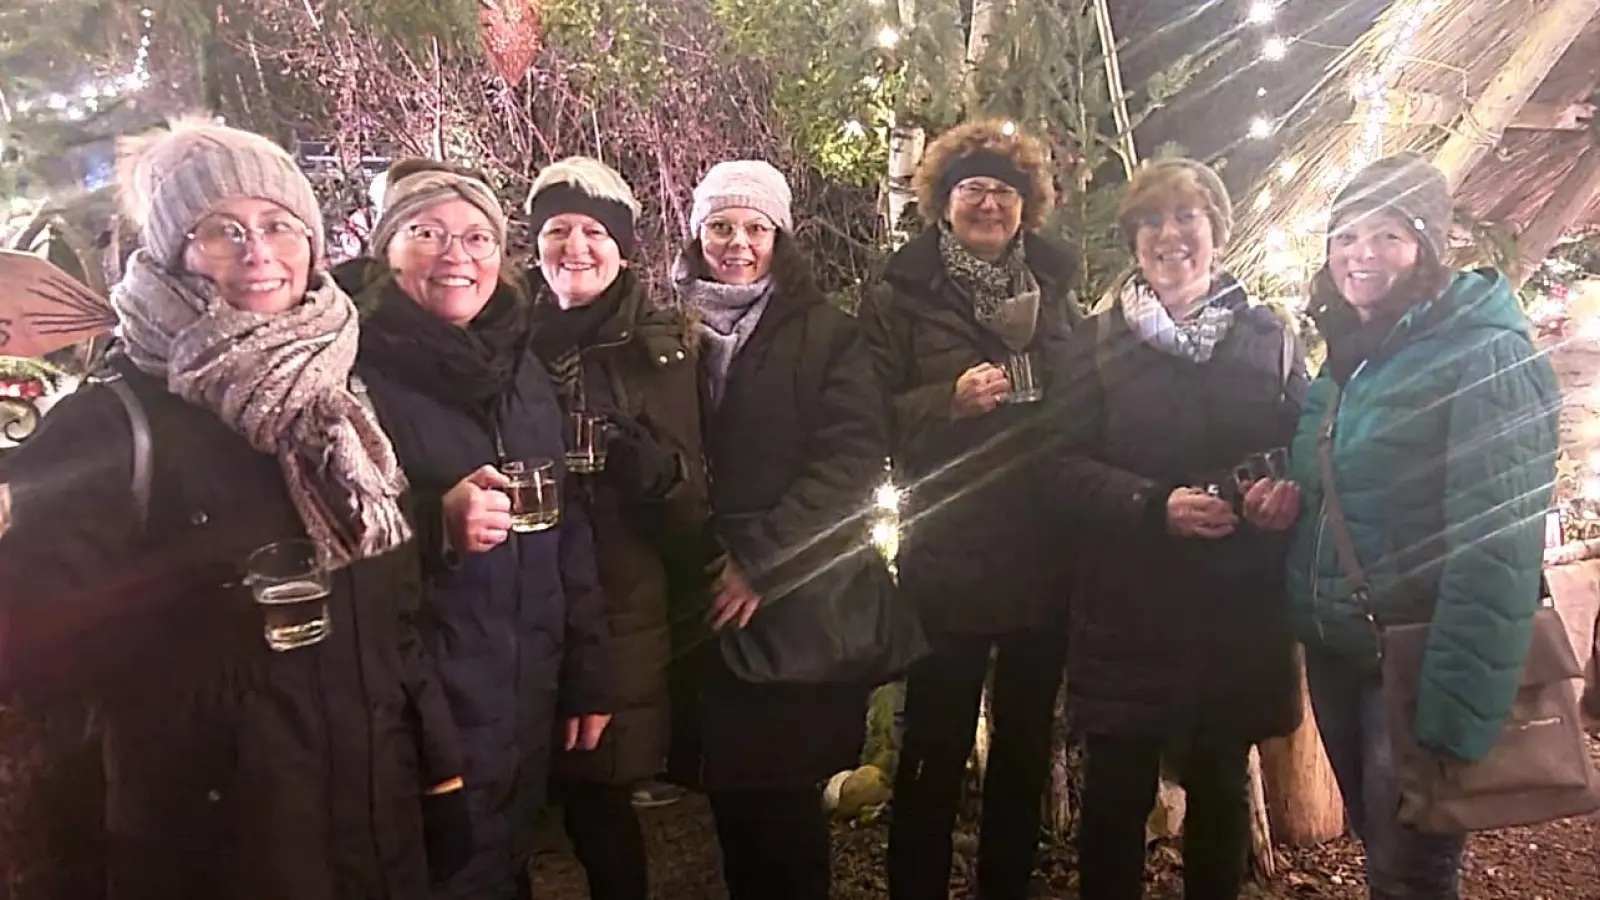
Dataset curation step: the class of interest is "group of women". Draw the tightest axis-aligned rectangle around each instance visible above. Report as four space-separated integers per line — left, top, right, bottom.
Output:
0 110 1559 900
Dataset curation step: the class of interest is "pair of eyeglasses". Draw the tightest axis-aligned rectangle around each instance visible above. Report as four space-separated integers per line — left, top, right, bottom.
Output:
404 224 501 260
953 182 1021 209
702 219 775 245
185 217 313 260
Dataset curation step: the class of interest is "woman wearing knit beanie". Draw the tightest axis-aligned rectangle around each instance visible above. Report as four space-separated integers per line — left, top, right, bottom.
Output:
522 156 719 900
0 117 467 899
332 158 612 900
1055 157 1304 900
1261 152 1560 899
860 118 1083 900
665 159 898 900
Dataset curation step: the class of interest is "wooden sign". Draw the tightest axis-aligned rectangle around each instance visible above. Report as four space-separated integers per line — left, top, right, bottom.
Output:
0 250 117 359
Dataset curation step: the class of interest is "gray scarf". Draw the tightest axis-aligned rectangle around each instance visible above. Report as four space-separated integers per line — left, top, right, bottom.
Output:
673 255 771 408
111 251 412 567
1117 272 1236 364
938 223 1041 352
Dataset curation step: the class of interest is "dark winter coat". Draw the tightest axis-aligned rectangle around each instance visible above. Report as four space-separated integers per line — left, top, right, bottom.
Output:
1285 269 1560 762
0 356 464 900
668 269 886 792
528 269 718 786
1053 280 1305 745
861 228 1082 637
339 266 611 900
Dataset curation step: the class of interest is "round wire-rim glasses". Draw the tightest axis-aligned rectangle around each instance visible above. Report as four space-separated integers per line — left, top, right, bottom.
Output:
403 224 501 260
185 216 314 260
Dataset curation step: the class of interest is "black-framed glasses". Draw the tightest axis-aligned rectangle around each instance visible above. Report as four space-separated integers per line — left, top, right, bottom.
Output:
403 224 501 260
953 181 1021 208
185 216 313 260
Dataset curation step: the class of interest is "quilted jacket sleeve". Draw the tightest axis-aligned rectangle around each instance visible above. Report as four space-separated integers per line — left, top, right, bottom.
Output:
1414 330 1560 761
859 283 961 452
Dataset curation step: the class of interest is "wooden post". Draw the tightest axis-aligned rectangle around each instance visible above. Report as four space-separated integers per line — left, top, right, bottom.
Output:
1259 653 1346 845
1431 0 1600 190
1513 141 1600 287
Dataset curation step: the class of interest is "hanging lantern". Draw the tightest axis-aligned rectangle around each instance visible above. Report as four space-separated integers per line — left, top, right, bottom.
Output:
480 0 542 85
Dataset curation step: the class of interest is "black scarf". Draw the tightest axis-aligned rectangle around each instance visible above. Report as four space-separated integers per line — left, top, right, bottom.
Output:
358 269 532 417
529 269 632 364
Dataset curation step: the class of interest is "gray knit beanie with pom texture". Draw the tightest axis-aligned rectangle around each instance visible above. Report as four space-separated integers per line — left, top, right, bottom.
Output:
116 117 324 268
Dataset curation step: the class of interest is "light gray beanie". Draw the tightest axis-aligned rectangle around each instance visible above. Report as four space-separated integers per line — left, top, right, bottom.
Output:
689 160 794 235
116 116 324 268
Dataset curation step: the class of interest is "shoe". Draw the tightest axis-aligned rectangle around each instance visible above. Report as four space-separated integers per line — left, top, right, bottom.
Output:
630 779 687 808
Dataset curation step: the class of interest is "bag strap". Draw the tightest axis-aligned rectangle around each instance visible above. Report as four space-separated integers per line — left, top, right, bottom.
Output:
104 377 152 531
1315 384 1385 643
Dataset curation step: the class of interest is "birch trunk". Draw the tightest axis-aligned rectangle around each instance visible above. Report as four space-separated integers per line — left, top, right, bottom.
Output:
1247 747 1277 878
1430 0 1600 189
885 121 926 247
962 0 1005 113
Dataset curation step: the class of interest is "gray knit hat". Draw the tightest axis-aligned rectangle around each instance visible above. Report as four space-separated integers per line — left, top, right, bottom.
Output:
690 160 794 235
116 116 324 268
1118 157 1234 248
1330 152 1452 261
369 158 508 258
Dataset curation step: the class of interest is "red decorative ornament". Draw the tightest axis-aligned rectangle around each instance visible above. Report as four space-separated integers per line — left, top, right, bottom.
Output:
480 0 542 85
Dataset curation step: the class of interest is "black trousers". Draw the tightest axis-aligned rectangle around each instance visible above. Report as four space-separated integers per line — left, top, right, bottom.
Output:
559 782 649 900
708 785 830 900
1078 735 1251 900
887 630 1067 900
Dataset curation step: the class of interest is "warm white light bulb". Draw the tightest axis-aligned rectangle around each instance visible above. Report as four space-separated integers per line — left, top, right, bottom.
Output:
1001 120 1016 136
874 483 901 512
1248 117 1275 139
1261 36 1288 61
876 26 900 48
1247 1 1275 24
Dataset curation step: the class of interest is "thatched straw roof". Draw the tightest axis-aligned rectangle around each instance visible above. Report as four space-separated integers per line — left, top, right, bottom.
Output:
1224 0 1600 290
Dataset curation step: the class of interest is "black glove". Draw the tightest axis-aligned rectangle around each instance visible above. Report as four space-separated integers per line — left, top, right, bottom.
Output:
422 787 474 886
603 412 681 502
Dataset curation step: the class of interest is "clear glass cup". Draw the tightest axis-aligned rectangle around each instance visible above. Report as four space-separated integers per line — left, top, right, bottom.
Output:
1004 352 1044 404
503 458 561 533
566 412 608 475
245 539 332 652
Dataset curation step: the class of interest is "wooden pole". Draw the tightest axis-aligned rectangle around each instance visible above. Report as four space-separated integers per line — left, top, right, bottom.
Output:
1513 141 1600 287
1259 653 1346 845
1431 0 1600 190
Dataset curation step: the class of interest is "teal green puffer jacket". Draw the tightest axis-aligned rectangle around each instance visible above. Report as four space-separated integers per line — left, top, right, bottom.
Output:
1284 268 1560 762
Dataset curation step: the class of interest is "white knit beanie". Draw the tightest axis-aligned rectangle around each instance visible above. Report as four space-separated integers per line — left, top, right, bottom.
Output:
116 116 324 268
689 160 794 235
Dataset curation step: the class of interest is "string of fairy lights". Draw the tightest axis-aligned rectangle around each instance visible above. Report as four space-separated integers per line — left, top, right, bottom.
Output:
11 6 153 121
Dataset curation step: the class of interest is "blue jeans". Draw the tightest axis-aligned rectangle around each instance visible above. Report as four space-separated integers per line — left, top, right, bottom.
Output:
1304 648 1467 900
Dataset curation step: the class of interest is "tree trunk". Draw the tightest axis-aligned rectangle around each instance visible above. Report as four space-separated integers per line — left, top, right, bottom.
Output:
1513 141 1600 287
885 121 925 246
1247 747 1277 878
962 0 1005 114
1430 0 1600 189
1259 656 1346 845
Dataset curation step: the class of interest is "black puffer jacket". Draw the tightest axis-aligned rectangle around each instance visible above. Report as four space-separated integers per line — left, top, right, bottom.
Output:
668 270 887 791
339 263 612 900
861 228 1082 637
1052 282 1305 744
0 356 463 900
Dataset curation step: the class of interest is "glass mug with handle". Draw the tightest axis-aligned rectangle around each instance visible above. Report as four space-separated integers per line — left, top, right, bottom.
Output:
245 539 333 652
566 412 608 475
503 458 561 532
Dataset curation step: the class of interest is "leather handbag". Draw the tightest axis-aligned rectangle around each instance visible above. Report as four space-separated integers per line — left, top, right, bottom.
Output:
1316 386 1600 833
716 513 928 687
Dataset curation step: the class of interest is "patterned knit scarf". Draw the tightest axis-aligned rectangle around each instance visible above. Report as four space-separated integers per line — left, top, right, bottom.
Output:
1117 272 1237 364
937 223 1041 352
111 250 412 568
673 255 771 408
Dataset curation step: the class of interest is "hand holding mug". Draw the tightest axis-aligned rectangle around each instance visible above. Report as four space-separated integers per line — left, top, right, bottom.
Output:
442 465 514 554
1242 479 1301 532
1166 487 1237 539
952 363 1011 420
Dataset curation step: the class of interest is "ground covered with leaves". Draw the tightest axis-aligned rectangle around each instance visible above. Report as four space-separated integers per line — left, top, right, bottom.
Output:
530 735 1600 899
